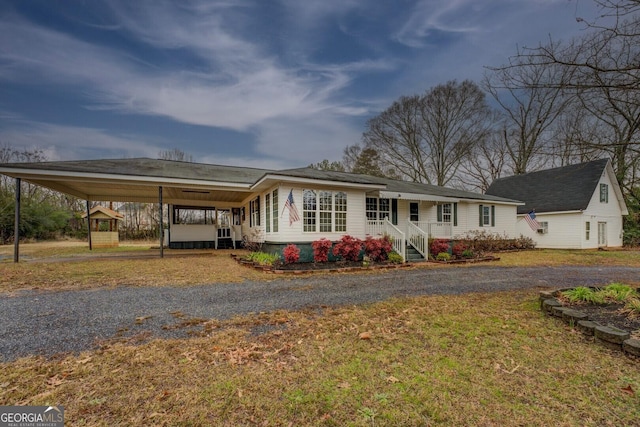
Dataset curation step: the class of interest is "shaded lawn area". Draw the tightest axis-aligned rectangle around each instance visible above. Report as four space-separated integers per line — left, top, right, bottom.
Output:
1 291 639 426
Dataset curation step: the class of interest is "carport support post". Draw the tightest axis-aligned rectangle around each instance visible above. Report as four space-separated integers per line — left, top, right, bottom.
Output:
13 178 21 263
86 200 92 250
159 186 164 258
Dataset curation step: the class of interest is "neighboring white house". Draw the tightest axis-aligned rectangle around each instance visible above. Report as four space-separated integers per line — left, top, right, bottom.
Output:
0 158 521 261
486 158 628 249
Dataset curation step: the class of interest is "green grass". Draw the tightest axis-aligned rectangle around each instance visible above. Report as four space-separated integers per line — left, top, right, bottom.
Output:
561 283 639 305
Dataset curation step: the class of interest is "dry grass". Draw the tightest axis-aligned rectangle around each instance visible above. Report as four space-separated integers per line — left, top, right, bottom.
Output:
497 248 640 267
1 291 639 426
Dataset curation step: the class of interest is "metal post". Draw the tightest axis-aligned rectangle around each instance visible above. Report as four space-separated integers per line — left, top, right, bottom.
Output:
159 186 164 258
13 178 21 263
86 200 92 250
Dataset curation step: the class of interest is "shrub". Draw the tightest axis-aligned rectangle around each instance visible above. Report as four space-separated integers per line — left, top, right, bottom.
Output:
387 251 403 264
453 230 535 255
600 283 636 302
312 238 333 263
364 236 393 262
436 252 451 262
451 242 468 258
283 244 300 264
461 249 474 258
429 239 450 258
332 235 363 262
247 252 280 266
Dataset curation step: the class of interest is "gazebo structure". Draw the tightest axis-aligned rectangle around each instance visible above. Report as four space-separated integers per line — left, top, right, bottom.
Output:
81 206 124 248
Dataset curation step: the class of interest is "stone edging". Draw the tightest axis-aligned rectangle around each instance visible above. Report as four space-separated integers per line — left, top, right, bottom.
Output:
539 290 640 358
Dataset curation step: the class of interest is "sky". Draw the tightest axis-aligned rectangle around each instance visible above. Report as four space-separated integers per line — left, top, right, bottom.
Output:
0 0 600 170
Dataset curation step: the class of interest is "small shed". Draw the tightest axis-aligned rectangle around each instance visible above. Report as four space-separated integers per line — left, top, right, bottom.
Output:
82 206 124 248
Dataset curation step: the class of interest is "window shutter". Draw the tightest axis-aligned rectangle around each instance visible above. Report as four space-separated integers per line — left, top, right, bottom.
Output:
491 205 495 227
256 196 260 226
391 199 398 225
479 205 483 227
453 203 458 227
437 204 442 222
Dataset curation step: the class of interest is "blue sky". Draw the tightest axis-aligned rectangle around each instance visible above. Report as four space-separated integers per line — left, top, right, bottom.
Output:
0 0 598 169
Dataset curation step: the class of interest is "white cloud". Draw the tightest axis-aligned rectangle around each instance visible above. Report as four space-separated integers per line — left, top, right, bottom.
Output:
0 121 160 160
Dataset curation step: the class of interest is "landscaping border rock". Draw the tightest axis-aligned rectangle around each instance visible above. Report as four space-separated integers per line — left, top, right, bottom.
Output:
540 291 639 358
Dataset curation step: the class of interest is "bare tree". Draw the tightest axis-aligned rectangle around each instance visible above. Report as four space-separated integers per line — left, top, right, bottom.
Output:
459 129 508 192
158 148 194 162
308 159 346 172
363 80 491 186
484 53 572 175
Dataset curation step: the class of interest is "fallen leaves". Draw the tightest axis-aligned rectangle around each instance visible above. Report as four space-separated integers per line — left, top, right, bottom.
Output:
621 384 635 396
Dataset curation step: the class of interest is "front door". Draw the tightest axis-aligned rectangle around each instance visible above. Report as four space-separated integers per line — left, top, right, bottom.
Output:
409 202 419 222
218 209 231 238
598 222 607 247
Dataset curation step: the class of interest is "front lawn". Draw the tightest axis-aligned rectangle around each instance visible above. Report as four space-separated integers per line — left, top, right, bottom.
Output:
1 291 638 426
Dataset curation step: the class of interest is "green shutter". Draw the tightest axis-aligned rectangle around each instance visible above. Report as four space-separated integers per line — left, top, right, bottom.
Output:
491 205 495 227
453 203 458 227
391 199 398 225
437 205 442 222
479 205 483 227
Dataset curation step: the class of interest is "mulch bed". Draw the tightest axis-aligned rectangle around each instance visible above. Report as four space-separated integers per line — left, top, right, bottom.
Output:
562 301 640 335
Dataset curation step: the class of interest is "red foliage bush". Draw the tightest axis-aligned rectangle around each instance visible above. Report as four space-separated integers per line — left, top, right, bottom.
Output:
312 238 333 263
283 243 300 264
364 236 393 262
451 242 468 258
332 235 363 262
429 239 450 258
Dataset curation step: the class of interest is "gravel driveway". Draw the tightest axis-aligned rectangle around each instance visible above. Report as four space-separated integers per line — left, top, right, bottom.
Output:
1 265 639 362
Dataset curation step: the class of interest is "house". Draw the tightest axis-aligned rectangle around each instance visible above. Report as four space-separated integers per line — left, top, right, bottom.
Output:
485 158 628 249
0 158 521 261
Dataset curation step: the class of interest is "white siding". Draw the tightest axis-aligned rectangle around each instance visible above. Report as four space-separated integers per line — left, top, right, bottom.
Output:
265 186 367 243
583 169 624 247
517 212 583 249
519 169 625 249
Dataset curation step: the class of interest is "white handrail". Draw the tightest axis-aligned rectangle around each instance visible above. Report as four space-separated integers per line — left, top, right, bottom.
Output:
407 220 427 258
383 218 406 262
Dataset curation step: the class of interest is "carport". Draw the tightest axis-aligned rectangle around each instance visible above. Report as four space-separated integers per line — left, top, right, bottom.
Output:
0 158 269 262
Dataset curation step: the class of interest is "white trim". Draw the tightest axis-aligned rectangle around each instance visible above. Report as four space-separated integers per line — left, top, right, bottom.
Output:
379 191 458 202
0 167 252 190
252 174 385 191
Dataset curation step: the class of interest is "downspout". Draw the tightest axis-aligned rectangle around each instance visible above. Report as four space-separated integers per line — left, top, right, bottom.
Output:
159 186 164 258
13 178 20 263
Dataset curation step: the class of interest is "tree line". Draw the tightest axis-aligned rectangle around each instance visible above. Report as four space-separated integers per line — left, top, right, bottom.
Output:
310 0 640 245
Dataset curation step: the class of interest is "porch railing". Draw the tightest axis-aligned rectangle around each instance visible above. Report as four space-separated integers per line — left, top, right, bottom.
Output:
407 220 427 258
422 221 453 239
366 219 406 262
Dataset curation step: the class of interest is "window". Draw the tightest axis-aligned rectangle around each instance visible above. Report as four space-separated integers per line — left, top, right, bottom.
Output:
304 189 347 232
264 189 279 233
600 183 609 203
272 189 278 233
409 202 419 222
265 193 271 233
173 206 216 225
335 191 347 232
478 205 495 227
437 203 457 226
249 197 260 227
585 221 590 240
366 197 390 221
303 190 317 232
319 191 332 232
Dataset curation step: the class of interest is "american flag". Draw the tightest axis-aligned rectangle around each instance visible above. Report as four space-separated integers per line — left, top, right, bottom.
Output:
282 189 300 225
524 210 541 231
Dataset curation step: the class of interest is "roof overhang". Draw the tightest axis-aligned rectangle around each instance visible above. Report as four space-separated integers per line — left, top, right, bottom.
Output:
378 191 458 202
0 166 253 204
252 174 386 192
